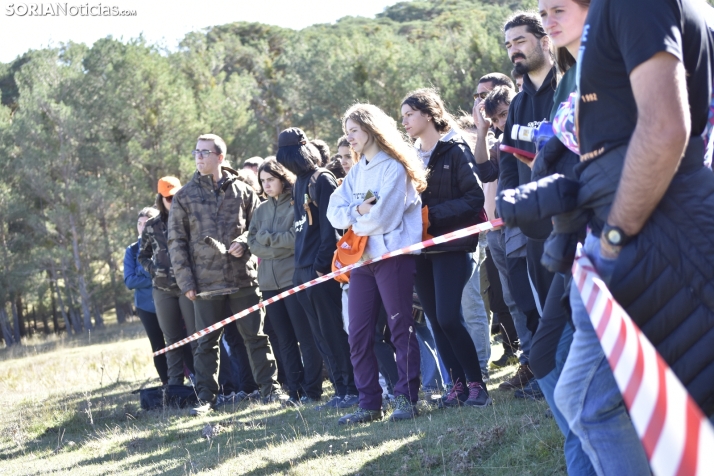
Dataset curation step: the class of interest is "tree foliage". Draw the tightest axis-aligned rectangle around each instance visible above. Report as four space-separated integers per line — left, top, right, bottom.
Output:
0 0 535 343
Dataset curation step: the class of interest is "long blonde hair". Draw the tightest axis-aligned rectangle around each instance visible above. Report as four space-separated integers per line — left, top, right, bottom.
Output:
342 104 428 193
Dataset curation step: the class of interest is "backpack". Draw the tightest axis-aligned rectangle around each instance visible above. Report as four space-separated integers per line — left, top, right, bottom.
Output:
133 385 199 410
293 168 336 225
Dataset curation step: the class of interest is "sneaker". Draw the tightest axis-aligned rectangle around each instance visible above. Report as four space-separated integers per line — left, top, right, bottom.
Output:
481 369 490 383
382 394 396 411
498 363 534 390
464 382 492 407
337 394 359 409
215 391 250 408
489 352 519 369
338 407 384 425
283 396 302 407
189 400 214 416
300 395 321 405
314 395 342 411
514 378 544 400
262 390 289 404
388 395 419 421
442 380 469 407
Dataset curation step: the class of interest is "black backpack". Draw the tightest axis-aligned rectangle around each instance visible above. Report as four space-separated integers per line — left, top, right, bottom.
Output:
133 385 199 410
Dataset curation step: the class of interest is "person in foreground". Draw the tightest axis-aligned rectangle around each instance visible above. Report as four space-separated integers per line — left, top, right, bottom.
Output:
552 0 714 474
327 104 425 424
168 134 282 416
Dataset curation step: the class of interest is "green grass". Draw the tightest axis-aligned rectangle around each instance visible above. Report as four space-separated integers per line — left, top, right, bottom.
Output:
0 321 566 475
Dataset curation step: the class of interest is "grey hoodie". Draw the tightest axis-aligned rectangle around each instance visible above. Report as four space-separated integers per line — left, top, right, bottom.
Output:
327 150 422 261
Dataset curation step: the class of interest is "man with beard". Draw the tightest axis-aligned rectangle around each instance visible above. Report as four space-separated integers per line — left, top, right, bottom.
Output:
495 12 557 394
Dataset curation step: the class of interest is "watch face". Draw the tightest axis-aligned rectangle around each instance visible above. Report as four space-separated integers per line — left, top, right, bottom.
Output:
607 229 622 245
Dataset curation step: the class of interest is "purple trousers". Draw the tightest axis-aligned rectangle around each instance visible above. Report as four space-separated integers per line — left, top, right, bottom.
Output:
348 255 421 410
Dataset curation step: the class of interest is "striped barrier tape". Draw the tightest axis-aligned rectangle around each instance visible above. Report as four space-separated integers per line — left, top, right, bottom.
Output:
153 218 503 357
572 245 714 476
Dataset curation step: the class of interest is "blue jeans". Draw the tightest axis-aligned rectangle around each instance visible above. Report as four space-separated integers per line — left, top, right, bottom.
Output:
554 233 650 475
537 322 596 476
415 316 449 390
487 229 531 364
461 239 491 373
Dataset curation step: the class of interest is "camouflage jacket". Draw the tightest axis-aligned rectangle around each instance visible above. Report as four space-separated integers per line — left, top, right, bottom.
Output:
138 214 179 291
167 167 259 294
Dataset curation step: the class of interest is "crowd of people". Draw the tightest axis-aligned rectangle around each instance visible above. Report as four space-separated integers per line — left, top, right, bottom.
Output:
123 0 714 474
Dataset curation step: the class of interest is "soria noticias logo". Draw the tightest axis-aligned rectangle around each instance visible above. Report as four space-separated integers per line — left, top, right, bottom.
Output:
5 3 137 16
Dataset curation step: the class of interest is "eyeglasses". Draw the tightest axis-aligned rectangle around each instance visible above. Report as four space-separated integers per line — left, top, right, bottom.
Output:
473 91 489 100
191 149 216 159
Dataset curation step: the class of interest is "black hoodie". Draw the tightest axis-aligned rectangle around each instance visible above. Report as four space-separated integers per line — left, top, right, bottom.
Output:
498 66 558 240
277 146 339 274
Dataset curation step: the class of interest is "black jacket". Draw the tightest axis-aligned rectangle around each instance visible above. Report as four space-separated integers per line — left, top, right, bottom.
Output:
423 133 485 253
277 146 339 274
498 67 558 240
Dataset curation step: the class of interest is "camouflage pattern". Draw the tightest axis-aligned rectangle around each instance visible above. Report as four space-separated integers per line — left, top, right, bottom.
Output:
138 214 179 291
167 166 260 294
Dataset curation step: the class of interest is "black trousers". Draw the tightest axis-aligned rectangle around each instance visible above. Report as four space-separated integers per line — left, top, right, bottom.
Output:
414 251 484 384
263 288 324 400
136 308 169 384
294 265 357 397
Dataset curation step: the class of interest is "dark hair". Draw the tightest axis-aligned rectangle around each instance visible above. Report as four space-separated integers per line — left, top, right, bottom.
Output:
456 114 476 131
310 140 331 167
552 0 590 73
154 193 169 216
511 67 523 80
236 169 260 193
257 158 296 196
138 206 159 220
504 12 547 39
400 87 454 134
478 73 514 90
325 159 345 179
276 141 320 176
337 135 350 148
484 86 516 118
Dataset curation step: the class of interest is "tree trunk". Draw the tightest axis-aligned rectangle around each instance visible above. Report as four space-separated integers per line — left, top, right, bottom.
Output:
60 266 83 334
68 213 92 331
98 208 125 324
11 299 21 344
50 265 72 335
15 294 26 337
92 302 104 329
0 306 14 347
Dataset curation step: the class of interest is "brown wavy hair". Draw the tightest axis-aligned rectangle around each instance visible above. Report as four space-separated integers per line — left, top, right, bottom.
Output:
343 104 427 193
400 88 455 134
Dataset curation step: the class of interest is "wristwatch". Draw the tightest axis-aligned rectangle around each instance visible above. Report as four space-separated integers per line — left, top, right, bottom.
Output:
602 223 631 247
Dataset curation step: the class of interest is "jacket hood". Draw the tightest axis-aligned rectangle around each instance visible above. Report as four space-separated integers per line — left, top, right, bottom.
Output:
521 66 558 97
276 145 317 177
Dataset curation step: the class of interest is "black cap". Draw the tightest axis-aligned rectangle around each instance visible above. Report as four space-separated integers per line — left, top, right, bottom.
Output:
278 127 307 148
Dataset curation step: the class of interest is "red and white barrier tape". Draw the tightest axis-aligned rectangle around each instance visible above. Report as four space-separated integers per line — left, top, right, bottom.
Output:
572 245 714 476
153 218 503 357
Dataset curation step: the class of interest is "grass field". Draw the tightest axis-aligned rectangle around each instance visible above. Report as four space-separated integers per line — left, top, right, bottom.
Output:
0 317 566 475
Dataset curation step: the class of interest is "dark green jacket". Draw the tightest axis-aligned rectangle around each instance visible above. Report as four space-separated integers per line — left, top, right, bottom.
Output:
168 166 259 294
138 214 179 291
247 191 296 291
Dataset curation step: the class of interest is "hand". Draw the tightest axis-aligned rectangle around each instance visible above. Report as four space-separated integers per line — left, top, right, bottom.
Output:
228 242 246 258
514 152 534 169
357 196 376 216
185 289 196 301
599 235 622 260
472 99 491 134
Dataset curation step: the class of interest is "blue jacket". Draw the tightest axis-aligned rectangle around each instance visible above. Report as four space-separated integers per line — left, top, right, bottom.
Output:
123 240 156 313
